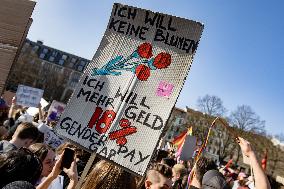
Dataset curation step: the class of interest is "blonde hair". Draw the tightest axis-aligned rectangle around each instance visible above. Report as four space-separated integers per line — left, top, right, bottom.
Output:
173 164 187 176
81 160 137 189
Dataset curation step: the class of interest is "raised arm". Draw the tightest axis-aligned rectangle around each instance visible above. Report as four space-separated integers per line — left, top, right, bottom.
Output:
8 97 16 119
238 137 271 189
38 103 43 121
36 155 63 189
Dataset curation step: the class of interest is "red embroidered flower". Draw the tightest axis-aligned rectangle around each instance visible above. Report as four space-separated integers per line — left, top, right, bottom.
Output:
137 42 153 59
135 64 151 81
153 52 172 69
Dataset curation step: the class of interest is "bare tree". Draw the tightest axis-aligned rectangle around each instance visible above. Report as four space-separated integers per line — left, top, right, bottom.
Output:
197 94 227 117
229 105 265 134
229 105 266 163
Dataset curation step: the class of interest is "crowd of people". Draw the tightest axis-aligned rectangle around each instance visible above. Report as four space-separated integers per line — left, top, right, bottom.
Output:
0 96 272 189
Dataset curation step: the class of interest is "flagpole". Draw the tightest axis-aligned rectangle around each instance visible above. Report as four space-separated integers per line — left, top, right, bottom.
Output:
186 117 218 189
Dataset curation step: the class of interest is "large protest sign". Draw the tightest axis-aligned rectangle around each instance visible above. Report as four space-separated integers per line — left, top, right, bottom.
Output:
55 3 204 175
16 85 44 107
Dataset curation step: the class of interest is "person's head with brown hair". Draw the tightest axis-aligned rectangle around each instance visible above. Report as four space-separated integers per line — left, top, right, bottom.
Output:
190 156 217 189
0 148 42 188
10 122 40 149
28 143 56 178
195 156 217 184
145 163 172 189
81 160 137 189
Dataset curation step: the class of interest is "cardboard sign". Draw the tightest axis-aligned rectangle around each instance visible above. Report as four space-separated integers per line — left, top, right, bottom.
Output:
38 123 65 149
180 136 197 161
55 3 203 175
26 98 49 116
16 85 44 107
48 100 66 121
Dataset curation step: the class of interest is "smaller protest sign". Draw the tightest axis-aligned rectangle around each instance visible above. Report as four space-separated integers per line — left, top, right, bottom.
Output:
16 85 43 107
47 100 66 121
38 123 65 148
180 136 197 161
26 98 49 116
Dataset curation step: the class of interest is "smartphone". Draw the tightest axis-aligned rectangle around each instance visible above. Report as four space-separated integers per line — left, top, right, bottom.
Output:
60 148 75 169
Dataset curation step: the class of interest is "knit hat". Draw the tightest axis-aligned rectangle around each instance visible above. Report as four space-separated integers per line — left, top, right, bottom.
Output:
202 170 230 189
2 181 35 189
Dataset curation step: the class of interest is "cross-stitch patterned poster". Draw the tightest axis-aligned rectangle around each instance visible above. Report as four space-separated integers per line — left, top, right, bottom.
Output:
55 3 204 175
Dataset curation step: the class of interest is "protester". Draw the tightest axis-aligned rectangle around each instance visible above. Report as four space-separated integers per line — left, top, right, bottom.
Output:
81 160 137 189
201 170 230 189
5 97 23 131
189 156 217 189
0 122 39 153
0 124 8 139
0 148 43 188
155 149 170 163
232 172 249 189
2 181 36 189
162 157 176 168
237 137 271 189
29 143 56 179
29 143 78 189
56 142 87 188
144 163 173 189
172 163 188 189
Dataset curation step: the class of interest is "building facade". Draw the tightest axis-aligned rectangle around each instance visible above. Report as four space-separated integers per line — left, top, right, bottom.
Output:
6 39 90 103
0 0 36 95
164 107 284 178
163 107 226 164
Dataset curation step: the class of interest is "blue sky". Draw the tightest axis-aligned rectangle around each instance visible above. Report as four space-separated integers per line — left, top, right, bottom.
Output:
27 0 284 135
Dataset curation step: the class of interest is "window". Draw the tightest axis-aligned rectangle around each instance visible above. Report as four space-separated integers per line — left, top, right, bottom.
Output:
68 62 74 68
39 53 45 59
49 56 55 62
58 59 64 65
51 51 58 57
77 65 83 72
71 57 77 63
79 60 86 67
43 48 48 53
62 54 67 60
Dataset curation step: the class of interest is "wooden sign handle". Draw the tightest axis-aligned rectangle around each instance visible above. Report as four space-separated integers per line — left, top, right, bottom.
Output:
75 153 97 189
